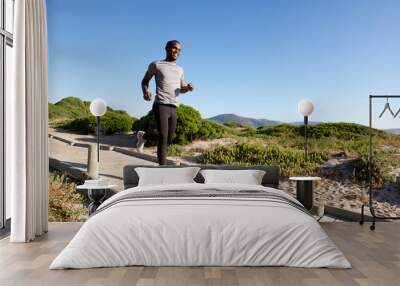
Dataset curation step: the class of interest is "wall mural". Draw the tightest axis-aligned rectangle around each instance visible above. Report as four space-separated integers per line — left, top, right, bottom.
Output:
46 1 400 223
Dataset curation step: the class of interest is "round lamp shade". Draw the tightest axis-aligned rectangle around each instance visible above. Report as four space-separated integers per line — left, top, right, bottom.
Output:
298 100 314 116
90 99 107 116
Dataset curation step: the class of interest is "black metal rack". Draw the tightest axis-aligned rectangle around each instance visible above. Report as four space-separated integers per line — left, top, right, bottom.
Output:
360 95 400 230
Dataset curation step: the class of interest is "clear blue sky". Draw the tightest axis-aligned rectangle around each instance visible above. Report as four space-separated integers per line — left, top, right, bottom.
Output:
47 0 400 129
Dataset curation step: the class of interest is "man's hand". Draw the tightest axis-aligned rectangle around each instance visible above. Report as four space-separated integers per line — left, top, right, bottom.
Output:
187 83 195 92
142 69 154 101
143 90 152 101
180 80 195 94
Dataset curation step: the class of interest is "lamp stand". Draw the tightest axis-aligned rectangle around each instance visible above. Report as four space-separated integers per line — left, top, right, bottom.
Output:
96 116 100 162
304 115 308 161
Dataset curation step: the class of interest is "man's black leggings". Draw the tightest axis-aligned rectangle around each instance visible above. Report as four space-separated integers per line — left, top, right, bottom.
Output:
153 102 177 165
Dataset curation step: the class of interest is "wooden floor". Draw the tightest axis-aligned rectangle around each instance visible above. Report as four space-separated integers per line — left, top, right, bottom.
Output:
0 222 399 286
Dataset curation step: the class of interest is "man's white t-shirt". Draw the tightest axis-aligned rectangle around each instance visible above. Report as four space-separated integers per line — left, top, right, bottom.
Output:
147 60 184 107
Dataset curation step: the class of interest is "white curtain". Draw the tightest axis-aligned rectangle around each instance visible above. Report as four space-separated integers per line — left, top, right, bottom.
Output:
7 0 49 242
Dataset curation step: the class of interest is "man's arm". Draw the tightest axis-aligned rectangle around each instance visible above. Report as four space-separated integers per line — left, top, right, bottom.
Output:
141 64 155 101
180 79 195 94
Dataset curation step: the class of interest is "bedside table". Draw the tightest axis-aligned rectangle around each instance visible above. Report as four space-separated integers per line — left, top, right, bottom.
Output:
77 180 117 215
289 176 321 210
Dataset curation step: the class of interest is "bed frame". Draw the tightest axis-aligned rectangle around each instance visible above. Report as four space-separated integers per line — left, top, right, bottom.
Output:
123 165 280 189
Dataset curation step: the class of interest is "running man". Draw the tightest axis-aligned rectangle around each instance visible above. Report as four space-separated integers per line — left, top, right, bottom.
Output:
139 40 195 165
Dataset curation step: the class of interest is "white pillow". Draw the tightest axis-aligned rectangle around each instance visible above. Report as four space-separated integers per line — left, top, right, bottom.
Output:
135 167 200 186
200 169 266 185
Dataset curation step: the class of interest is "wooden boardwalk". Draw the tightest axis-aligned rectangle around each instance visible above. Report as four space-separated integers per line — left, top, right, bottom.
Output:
1 222 399 286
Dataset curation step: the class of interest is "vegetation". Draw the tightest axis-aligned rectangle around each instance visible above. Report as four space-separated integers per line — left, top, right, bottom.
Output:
131 109 158 144
195 122 400 183
175 105 203 144
133 104 230 145
253 123 399 157
48 97 400 185
352 153 390 185
62 112 134 135
167 144 183 157
256 122 384 139
49 96 137 134
100 112 134 135
222 121 248 128
257 124 299 137
199 142 329 177
197 120 231 140
48 96 91 122
48 173 86 222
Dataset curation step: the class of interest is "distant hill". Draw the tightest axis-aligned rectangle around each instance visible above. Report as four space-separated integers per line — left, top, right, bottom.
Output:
209 114 280 128
208 113 323 127
385 128 400 134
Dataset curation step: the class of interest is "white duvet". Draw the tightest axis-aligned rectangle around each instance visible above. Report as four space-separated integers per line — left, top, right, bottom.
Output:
50 183 351 269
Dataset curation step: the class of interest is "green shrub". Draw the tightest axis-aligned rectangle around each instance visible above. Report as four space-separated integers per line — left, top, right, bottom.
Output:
223 121 247 128
48 173 86 222
64 116 96 134
241 126 257 137
133 104 203 145
353 151 394 186
307 123 383 140
62 111 133 135
199 143 329 177
256 122 384 141
114 110 138 123
257 124 299 137
52 96 91 119
353 155 379 185
197 120 228 140
101 112 133 135
175 105 202 144
48 103 67 121
167 144 183 156
132 105 237 146
132 109 158 145
49 97 137 131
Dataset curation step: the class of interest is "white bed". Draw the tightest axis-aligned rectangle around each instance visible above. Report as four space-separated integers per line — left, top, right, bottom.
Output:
50 183 351 269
